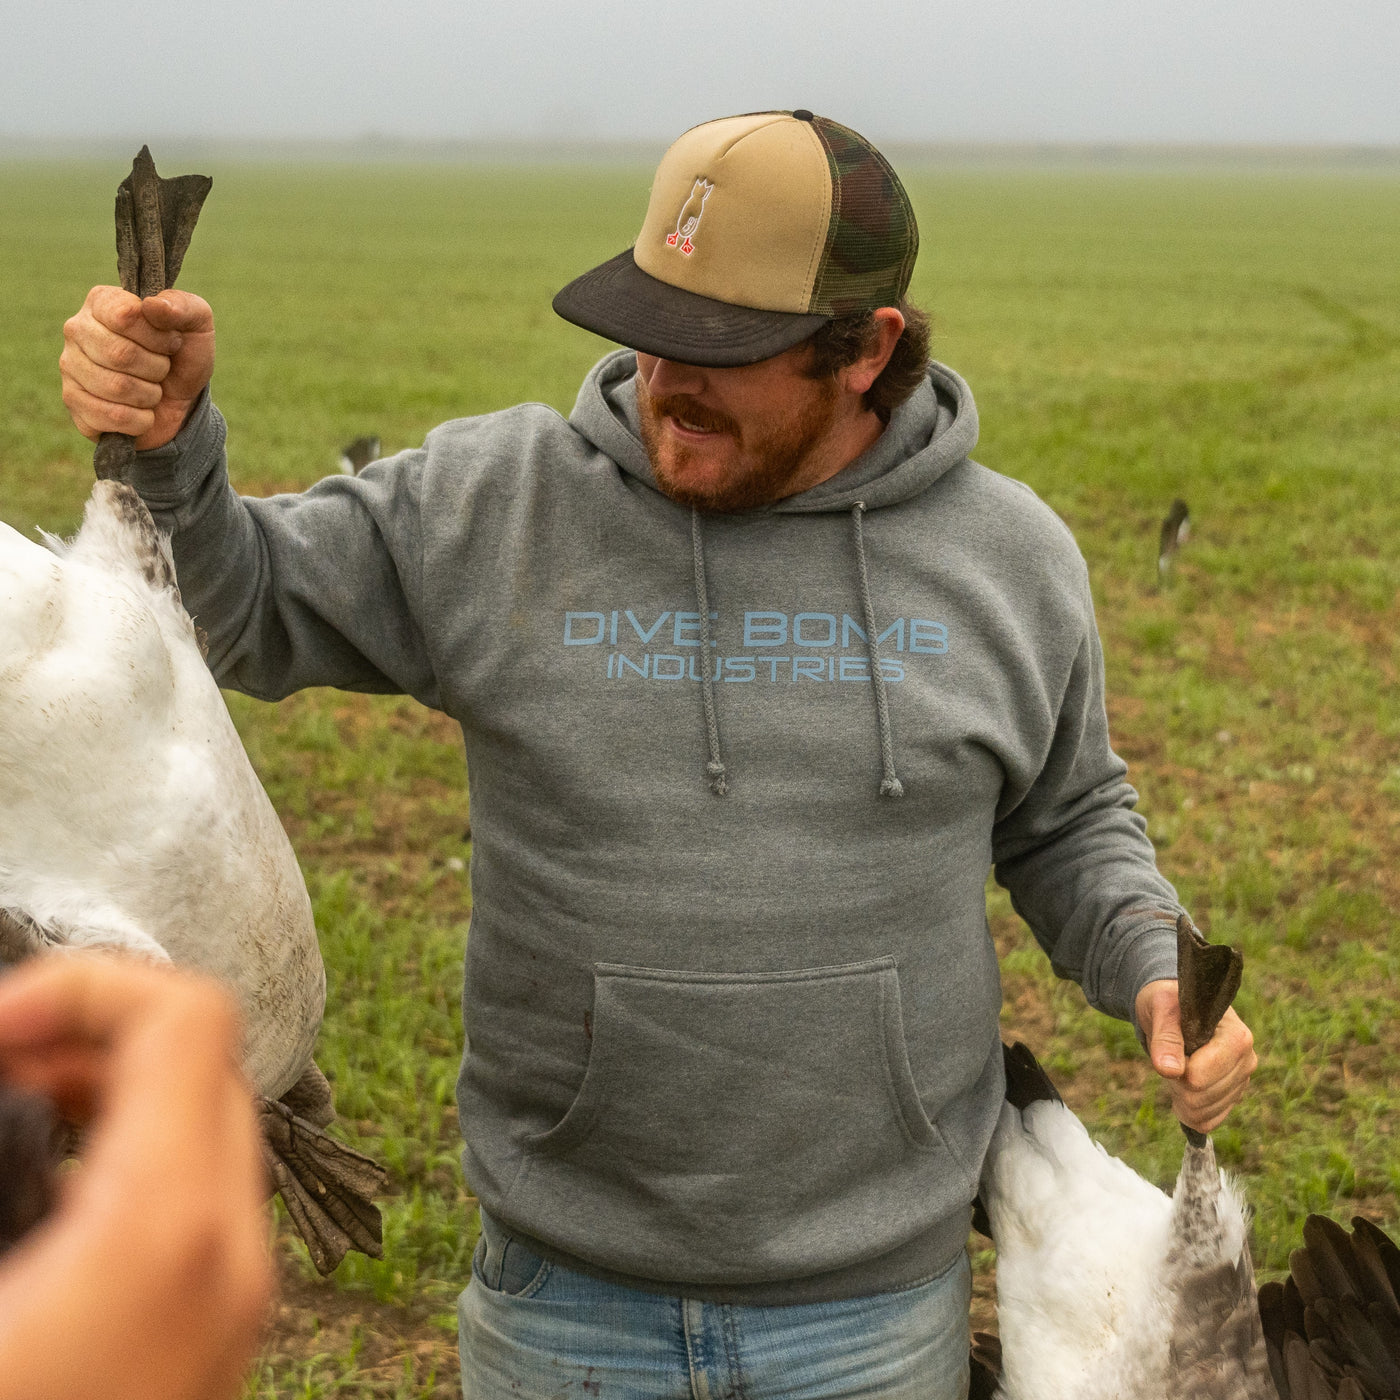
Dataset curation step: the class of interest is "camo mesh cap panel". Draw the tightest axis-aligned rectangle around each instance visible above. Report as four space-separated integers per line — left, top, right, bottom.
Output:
807 116 919 316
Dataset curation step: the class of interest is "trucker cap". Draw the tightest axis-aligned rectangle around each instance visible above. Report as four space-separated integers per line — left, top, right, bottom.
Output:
552 110 919 368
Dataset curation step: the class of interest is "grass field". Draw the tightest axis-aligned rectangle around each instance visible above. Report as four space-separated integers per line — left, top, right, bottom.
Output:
1 156 1397 1397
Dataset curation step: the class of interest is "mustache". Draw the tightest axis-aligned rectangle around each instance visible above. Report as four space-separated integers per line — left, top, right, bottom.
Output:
646 393 740 437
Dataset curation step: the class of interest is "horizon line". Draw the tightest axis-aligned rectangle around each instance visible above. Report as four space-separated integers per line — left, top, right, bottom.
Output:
4 134 1399 170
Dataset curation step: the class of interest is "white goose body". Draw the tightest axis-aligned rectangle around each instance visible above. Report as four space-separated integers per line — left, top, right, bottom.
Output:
980 1046 1272 1400
0 481 323 1099
983 1094 1177 1399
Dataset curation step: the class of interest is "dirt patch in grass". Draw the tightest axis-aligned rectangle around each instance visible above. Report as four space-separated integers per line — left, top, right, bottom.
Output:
257 1253 460 1398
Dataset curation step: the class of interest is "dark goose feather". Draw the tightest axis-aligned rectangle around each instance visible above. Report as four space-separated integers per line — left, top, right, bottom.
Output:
1260 1217 1400 1398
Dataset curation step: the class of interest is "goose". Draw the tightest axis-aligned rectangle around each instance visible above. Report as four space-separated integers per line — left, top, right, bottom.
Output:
0 479 386 1273
338 435 380 476
1158 498 1191 579
973 921 1400 1399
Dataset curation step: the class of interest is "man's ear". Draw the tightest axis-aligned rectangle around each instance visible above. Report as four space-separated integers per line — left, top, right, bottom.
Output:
840 307 905 397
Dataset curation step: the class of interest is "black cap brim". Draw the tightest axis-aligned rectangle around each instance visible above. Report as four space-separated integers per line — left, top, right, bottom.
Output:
552 249 829 369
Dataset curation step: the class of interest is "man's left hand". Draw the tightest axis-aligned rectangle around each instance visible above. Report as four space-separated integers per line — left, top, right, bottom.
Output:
1135 979 1257 1133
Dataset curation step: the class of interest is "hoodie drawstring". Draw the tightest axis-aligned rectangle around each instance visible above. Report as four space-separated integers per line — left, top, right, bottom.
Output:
690 509 728 796
687 504 904 800
851 502 905 798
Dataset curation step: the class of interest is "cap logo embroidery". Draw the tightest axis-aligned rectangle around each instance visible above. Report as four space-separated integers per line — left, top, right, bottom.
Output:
665 178 713 256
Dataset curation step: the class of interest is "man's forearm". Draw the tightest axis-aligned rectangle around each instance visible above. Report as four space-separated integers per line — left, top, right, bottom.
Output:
131 394 439 705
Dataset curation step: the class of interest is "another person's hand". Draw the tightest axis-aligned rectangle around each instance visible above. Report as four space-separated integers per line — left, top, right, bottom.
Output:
61 287 215 450
0 955 271 1400
1135 977 1257 1133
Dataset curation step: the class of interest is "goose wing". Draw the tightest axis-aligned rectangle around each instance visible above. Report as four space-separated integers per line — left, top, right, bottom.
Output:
1260 1215 1400 1399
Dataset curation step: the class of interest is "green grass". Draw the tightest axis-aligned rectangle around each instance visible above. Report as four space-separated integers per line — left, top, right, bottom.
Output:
2 159 1398 1393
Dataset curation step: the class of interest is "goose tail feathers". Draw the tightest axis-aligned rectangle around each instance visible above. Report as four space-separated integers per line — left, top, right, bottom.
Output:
1002 1040 1063 1110
67 481 179 596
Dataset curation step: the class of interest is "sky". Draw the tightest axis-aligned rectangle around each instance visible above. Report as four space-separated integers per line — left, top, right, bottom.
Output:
4 0 1399 148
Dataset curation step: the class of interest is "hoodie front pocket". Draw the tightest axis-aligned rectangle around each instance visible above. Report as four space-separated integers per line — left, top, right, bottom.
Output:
507 956 965 1286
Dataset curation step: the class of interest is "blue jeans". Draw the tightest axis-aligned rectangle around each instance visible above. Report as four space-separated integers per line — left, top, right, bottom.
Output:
459 1212 971 1399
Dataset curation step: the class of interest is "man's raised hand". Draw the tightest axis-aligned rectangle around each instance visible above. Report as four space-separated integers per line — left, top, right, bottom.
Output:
61 287 215 451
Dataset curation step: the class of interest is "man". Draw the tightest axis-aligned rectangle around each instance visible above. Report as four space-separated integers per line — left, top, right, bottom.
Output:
0 956 272 1400
61 111 1255 1399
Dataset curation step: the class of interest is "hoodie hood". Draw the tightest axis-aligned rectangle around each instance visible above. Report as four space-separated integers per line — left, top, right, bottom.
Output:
568 348 980 515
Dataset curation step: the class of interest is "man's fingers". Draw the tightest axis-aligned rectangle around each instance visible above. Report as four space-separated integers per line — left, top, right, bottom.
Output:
1136 978 1257 1132
79 286 210 346
1183 1007 1257 1091
0 956 250 1150
145 293 217 411
1171 1022 1256 1132
1174 1070 1252 1132
60 377 156 442
0 1043 106 1120
1151 1021 1185 1077
1178 1100 1238 1134
61 293 172 442
0 955 272 1400
139 290 214 337
1180 1056 1255 1118
75 287 185 355
1177 1060 1253 1114
0 954 182 1053
1184 1048 1257 1104
64 317 174 386
60 344 166 412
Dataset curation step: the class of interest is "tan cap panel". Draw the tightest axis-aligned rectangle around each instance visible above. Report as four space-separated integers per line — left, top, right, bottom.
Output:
634 113 831 314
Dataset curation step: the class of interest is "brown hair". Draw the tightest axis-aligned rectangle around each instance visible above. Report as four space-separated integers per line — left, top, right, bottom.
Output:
805 301 931 422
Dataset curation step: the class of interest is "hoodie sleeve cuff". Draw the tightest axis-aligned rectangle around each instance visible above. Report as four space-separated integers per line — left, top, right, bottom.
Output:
129 388 227 510
1093 913 1180 1036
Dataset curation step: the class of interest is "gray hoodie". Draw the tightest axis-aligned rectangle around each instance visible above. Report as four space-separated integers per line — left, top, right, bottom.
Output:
132 352 1182 1304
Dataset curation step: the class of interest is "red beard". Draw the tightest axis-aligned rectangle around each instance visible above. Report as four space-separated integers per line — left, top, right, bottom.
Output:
637 379 838 514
